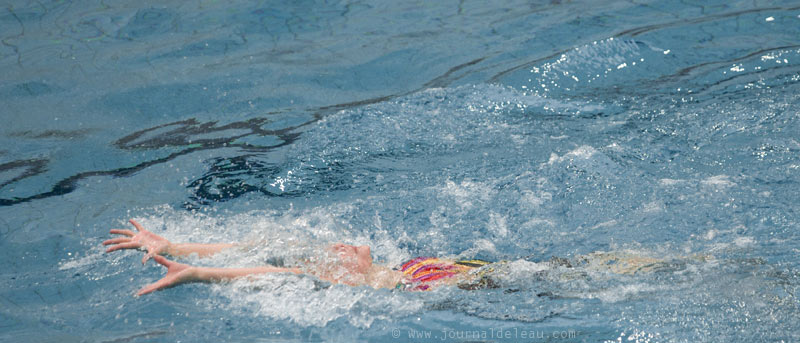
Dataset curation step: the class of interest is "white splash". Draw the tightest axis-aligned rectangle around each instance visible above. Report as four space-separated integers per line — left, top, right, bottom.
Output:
487 212 509 238
701 175 735 188
546 145 598 164
658 178 685 186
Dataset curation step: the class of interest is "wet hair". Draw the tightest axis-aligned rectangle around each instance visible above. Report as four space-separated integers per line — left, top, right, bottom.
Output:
457 274 500 290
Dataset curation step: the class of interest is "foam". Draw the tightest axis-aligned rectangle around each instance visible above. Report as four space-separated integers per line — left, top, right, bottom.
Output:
487 212 509 238
212 275 424 328
546 145 599 165
584 283 672 303
701 175 735 188
658 178 685 186
440 179 492 210
58 246 106 271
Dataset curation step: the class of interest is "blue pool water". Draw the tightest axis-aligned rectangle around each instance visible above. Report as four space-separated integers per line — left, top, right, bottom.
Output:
2 0 800 341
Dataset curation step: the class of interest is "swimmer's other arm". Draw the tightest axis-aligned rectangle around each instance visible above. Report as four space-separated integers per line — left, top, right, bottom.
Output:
166 242 236 258
104 219 236 263
136 255 302 296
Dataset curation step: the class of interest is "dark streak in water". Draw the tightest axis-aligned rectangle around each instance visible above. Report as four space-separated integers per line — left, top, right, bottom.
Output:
617 6 791 37
9 128 98 139
317 94 399 112
424 56 488 88
114 118 270 150
319 57 492 112
2 5 25 69
0 159 48 190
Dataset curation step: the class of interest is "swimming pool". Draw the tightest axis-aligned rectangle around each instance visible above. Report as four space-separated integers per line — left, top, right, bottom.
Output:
1 0 799 341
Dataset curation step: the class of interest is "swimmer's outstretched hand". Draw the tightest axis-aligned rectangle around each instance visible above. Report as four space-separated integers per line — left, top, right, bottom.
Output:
137 255 197 296
104 219 171 264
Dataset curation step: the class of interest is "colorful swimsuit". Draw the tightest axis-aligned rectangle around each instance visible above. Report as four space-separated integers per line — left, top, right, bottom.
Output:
396 257 492 291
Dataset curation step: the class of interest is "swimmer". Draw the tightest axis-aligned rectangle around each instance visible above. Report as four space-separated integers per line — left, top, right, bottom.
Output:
105 219 694 296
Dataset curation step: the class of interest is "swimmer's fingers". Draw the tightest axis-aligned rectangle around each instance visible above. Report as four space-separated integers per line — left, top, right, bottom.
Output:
137 279 170 296
142 250 158 265
136 256 192 296
105 242 141 253
137 257 171 295
109 229 135 237
102 237 131 246
142 241 171 264
152 255 173 267
129 219 149 232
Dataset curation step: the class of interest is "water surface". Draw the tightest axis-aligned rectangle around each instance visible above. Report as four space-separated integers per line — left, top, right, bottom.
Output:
2 0 799 342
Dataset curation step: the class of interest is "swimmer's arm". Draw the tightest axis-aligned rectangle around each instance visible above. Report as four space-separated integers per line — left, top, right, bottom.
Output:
136 255 303 296
165 243 237 258
193 265 303 283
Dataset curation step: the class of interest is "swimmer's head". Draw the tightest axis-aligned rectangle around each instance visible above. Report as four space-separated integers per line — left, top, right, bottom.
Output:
329 243 373 274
